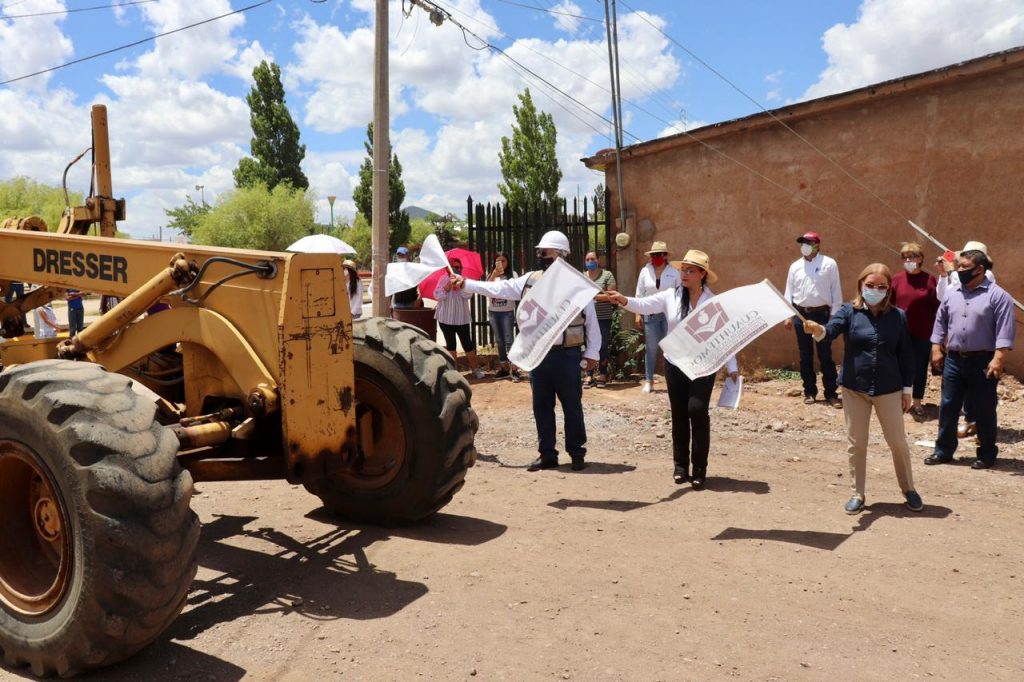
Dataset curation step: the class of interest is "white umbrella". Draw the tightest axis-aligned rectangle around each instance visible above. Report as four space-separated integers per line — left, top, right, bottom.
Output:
286 234 357 255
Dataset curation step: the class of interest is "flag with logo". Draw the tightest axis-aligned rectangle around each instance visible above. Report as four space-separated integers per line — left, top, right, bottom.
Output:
384 234 450 297
660 279 797 379
508 258 600 372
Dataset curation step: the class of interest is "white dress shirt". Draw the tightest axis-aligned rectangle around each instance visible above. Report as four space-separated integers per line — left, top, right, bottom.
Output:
463 270 601 361
783 253 842 314
635 263 681 298
624 286 738 374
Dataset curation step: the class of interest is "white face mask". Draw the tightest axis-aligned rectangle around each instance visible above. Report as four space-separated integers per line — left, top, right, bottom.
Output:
903 261 919 273
800 243 815 257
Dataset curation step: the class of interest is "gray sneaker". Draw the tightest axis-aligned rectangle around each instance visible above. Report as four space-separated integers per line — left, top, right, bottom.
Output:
844 496 865 514
904 490 924 512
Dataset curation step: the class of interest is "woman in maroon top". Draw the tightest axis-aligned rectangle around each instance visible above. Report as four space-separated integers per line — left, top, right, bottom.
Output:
890 242 939 415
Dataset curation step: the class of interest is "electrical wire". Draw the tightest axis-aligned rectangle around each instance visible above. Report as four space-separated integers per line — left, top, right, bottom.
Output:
0 0 158 21
616 0 908 251
423 0 898 252
0 0 274 86
495 0 602 23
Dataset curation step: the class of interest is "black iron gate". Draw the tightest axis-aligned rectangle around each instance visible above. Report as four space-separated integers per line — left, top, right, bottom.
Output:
465 193 611 347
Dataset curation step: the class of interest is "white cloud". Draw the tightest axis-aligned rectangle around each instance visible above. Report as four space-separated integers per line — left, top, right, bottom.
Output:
551 1 584 35
129 0 249 81
0 1 682 237
0 1 74 92
804 0 1024 100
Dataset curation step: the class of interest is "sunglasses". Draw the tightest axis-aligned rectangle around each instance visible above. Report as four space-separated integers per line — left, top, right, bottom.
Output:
863 283 889 291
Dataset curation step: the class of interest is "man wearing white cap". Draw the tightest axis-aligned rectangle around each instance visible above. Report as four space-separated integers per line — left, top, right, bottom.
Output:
451 231 601 472
934 241 997 438
925 245 1015 470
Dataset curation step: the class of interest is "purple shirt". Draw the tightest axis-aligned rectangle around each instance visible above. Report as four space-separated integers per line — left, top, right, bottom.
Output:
930 279 1016 351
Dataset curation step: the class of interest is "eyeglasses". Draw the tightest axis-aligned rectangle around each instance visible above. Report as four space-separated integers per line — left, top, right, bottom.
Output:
901 255 922 261
863 283 889 291
679 267 703 276
650 253 667 257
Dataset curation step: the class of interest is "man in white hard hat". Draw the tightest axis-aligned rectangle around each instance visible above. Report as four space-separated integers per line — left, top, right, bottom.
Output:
451 230 601 471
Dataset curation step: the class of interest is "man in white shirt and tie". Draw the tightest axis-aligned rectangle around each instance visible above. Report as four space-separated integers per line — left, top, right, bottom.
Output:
783 231 843 407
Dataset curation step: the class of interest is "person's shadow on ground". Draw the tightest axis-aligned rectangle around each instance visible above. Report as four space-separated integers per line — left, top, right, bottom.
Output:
711 502 953 551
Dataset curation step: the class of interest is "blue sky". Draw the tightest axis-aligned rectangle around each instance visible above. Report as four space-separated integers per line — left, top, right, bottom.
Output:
1 0 1022 239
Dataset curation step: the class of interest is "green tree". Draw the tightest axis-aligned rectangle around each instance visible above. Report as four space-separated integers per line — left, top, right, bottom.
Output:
408 216 437 249
191 183 313 251
352 123 411 253
163 196 210 239
234 61 309 191
498 88 562 209
0 177 83 232
593 183 606 220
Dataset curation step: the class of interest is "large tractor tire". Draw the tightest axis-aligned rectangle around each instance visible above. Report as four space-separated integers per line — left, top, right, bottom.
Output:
0 360 199 677
305 318 478 524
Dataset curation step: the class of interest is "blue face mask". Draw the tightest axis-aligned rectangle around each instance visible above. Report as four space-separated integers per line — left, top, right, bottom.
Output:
861 287 886 306
584 261 598 271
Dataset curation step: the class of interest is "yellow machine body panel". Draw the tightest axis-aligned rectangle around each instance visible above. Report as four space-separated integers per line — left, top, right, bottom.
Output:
0 228 357 484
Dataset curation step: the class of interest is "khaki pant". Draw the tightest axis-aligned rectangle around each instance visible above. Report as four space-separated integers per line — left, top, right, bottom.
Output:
843 388 915 499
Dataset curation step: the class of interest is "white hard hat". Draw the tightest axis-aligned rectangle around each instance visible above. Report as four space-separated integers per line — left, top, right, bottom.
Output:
535 230 571 253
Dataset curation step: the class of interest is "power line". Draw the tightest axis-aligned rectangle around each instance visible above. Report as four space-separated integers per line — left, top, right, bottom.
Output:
425 0 897 252
0 0 274 86
495 0 602 23
0 0 158 21
617 0 907 251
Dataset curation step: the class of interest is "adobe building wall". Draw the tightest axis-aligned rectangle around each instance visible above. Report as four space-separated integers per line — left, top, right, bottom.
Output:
600 53 1024 377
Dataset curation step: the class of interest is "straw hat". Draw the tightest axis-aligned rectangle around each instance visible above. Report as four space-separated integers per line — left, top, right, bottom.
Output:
342 259 357 270
676 249 718 284
959 241 989 257
644 241 670 255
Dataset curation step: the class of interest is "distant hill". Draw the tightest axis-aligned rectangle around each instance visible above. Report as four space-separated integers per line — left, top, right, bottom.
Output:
403 205 436 220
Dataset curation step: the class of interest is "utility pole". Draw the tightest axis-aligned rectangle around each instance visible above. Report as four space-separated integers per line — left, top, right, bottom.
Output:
195 184 205 207
603 0 626 239
371 0 390 317
327 195 336 233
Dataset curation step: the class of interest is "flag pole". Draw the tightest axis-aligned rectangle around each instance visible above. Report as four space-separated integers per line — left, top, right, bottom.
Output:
908 220 1024 314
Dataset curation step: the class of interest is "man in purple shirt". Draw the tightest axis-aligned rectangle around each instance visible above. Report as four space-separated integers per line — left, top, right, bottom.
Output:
925 249 1015 469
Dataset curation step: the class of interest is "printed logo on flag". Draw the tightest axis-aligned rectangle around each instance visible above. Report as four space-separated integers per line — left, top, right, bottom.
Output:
517 299 548 332
684 301 728 342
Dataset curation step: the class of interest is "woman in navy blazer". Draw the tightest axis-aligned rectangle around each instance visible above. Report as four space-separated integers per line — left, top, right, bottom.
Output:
804 263 924 515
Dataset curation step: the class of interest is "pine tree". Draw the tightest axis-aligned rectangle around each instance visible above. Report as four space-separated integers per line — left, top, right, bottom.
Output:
352 123 411 253
498 89 562 210
233 61 309 191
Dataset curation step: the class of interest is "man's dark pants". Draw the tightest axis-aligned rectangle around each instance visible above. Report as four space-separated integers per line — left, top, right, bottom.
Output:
792 308 838 400
530 346 586 463
935 350 999 464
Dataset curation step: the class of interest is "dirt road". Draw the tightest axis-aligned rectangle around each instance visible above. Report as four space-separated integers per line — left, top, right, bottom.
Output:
9 374 1023 681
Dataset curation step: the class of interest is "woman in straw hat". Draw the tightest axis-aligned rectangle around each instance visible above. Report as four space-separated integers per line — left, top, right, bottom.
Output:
610 250 737 489
635 241 681 393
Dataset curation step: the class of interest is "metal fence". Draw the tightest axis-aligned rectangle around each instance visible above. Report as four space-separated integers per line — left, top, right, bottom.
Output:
465 193 612 347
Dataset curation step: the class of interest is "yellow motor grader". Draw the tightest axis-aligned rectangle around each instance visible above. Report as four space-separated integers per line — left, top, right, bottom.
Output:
0 106 478 677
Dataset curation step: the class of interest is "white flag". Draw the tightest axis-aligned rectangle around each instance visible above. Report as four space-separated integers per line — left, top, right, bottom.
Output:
660 279 797 380
508 258 600 372
384 234 450 297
